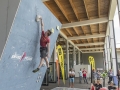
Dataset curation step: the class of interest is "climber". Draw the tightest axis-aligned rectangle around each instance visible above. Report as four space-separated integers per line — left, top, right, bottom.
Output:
33 16 52 73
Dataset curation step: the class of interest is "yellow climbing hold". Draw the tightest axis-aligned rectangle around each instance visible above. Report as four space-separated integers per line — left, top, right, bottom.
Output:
51 28 54 33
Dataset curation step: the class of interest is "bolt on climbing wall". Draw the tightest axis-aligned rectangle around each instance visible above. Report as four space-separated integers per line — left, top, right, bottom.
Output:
0 0 61 90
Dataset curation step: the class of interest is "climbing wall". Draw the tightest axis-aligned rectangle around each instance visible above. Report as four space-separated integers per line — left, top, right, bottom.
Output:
0 0 61 90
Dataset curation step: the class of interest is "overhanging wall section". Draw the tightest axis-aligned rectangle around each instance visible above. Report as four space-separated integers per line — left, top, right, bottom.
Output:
0 0 61 90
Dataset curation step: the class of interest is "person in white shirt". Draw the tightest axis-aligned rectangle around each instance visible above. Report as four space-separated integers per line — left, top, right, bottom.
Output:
69 68 75 88
78 68 83 84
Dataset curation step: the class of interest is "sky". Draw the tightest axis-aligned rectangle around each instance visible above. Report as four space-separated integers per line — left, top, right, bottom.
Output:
113 7 120 48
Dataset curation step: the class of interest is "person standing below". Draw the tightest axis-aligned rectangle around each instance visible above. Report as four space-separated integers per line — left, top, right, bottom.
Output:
33 17 52 73
82 68 88 84
108 69 113 84
69 68 75 88
97 70 101 79
108 81 116 90
92 69 97 84
78 68 83 84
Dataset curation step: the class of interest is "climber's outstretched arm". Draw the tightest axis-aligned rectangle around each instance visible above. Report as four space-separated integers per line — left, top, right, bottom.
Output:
40 18 44 31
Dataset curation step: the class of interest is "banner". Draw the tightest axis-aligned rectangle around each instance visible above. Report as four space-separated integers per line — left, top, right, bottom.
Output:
55 49 60 85
56 45 65 84
88 56 95 69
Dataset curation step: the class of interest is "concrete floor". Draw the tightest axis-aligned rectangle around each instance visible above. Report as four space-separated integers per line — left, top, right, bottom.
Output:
51 87 89 90
40 78 91 90
40 77 110 90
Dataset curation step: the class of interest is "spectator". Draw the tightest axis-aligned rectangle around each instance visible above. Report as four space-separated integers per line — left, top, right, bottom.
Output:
108 69 113 84
92 69 97 84
82 68 88 84
97 70 101 79
69 68 75 88
108 81 116 90
78 68 83 84
94 78 102 90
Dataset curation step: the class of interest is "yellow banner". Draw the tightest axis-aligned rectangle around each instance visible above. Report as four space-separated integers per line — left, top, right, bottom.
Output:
56 45 65 84
55 49 60 85
88 56 95 69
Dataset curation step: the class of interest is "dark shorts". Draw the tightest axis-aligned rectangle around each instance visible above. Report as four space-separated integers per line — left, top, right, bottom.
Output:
40 47 47 58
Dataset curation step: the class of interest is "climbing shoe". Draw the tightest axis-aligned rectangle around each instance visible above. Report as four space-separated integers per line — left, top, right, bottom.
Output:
32 68 39 73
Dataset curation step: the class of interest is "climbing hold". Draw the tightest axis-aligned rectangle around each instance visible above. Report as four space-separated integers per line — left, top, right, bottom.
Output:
39 73 41 75
39 76 41 79
36 15 41 22
51 28 54 33
56 26 60 30
36 80 39 83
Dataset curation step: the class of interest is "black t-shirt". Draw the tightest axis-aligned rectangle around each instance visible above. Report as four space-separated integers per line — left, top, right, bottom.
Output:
108 86 116 90
94 84 102 90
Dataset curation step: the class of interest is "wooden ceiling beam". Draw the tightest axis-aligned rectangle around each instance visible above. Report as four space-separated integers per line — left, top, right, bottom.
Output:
83 0 93 46
80 26 87 48
83 0 92 35
66 28 72 36
83 0 89 20
69 0 86 46
80 47 104 50
73 27 79 35
75 40 79 44
98 0 100 17
62 42 104 47
68 34 105 40
66 28 79 43
54 0 78 44
69 0 79 20
64 51 103 54
61 17 108 29
69 0 81 39
98 0 100 34
81 26 85 35
59 32 81 51
78 26 87 48
75 42 104 46
82 51 103 53
98 0 101 49
43 2 58 19
93 38 95 48
54 0 70 22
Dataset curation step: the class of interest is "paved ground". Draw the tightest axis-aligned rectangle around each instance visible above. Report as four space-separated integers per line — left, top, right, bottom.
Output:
40 78 91 90
51 87 88 90
40 77 110 90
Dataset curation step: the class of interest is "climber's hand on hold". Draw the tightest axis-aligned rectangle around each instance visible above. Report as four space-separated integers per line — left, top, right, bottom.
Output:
36 15 41 22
